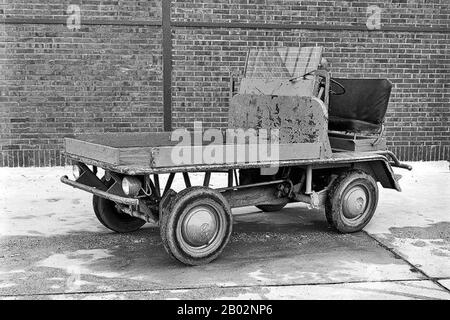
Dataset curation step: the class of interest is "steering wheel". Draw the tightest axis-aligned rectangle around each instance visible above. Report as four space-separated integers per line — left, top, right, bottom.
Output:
290 72 346 96
329 78 346 95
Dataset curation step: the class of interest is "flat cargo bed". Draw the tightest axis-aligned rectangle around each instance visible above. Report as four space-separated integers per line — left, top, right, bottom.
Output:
63 133 392 175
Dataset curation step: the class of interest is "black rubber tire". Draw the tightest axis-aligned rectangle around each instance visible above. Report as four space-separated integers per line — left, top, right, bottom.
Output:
239 169 287 212
92 177 146 233
160 186 233 266
325 170 379 233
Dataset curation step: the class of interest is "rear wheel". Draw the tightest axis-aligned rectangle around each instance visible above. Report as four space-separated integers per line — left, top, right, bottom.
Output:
325 170 378 233
93 177 146 233
160 187 233 266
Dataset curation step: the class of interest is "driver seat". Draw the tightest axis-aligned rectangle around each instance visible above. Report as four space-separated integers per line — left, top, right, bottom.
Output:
328 78 392 134
328 78 392 151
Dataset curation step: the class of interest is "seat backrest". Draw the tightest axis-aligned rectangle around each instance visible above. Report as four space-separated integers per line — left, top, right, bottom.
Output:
328 78 392 132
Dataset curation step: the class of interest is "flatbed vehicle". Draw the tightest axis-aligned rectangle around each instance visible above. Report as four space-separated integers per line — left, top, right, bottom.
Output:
61 47 411 265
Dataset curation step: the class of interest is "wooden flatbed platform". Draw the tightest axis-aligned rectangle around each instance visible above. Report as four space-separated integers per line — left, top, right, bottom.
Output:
63 133 394 176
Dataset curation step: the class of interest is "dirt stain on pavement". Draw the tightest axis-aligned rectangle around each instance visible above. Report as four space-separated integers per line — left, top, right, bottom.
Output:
388 222 450 241
371 222 450 277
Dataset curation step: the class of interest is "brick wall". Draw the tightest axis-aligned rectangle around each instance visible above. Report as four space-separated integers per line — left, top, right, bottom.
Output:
1 1 164 166
1 0 449 166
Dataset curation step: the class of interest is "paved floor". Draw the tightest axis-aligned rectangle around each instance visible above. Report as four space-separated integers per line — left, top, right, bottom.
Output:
0 162 449 300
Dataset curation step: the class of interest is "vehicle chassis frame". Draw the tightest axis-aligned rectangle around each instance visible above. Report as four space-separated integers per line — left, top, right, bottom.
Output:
61 149 410 226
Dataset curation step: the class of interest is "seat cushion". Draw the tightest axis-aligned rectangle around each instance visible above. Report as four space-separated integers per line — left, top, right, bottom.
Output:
329 78 392 133
328 116 382 133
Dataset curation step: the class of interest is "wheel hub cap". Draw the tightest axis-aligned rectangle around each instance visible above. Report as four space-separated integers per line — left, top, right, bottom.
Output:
343 186 367 219
181 206 218 247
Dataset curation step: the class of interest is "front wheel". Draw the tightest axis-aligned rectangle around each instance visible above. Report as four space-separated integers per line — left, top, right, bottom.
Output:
325 170 379 233
160 187 233 266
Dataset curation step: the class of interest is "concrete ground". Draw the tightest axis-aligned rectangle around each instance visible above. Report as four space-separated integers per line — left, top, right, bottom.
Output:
0 162 449 300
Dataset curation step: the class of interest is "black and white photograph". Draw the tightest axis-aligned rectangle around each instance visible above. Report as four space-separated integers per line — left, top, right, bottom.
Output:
0 0 449 304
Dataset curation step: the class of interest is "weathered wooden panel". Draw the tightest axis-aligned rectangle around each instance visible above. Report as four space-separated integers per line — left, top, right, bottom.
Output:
65 138 120 164
66 126 326 168
73 132 175 148
229 95 331 157
239 78 317 96
67 137 321 168
148 143 320 168
119 147 153 166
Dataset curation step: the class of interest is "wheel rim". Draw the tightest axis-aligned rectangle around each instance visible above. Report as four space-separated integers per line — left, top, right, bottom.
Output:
341 183 371 225
176 201 226 257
